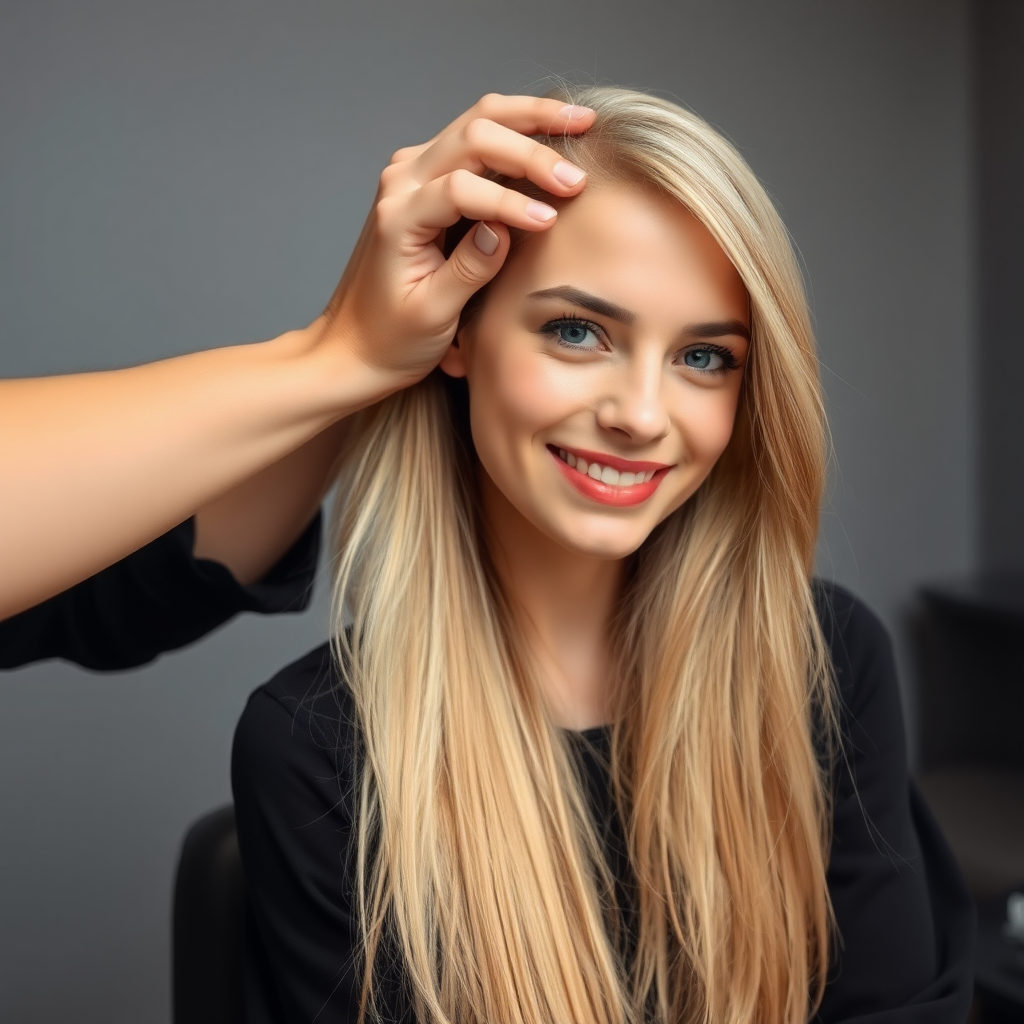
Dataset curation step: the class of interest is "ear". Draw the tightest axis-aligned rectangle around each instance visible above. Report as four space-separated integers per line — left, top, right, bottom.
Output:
438 327 470 378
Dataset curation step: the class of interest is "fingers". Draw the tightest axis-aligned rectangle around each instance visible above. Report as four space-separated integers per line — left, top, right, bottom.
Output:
428 93 594 147
381 170 558 243
429 220 511 313
409 117 588 196
389 94 593 176
379 94 594 234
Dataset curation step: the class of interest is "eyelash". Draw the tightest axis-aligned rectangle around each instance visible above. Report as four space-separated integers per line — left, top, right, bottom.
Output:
541 313 604 351
539 313 741 375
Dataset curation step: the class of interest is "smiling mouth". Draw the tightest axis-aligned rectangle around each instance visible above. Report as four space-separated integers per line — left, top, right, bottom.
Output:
552 447 657 487
546 445 672 507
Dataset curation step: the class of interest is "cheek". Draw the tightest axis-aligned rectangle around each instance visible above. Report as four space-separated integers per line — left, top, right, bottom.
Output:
678 385 743 464
470 347 583 452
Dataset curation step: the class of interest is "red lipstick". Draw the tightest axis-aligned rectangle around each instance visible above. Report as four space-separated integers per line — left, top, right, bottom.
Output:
558 446 672 474
547 445 671 507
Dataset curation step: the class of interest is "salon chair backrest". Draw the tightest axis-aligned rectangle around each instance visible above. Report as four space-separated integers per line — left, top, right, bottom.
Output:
172 804 245 1024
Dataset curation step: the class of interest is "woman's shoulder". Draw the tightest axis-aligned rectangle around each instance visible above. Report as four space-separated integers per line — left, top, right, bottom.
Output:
808 584 976 1020
235 586 898 783
811 577 897 719
809 578 911 810
231 642 375 1024
246 639 352 721
232 639 361 811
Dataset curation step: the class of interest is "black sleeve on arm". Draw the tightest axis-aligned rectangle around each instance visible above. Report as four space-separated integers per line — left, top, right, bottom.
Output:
232 644 410 1024
0 512 321 672
813 582 975 1024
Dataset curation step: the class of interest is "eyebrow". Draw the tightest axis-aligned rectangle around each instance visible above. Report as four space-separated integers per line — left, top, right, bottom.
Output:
527 285 751 342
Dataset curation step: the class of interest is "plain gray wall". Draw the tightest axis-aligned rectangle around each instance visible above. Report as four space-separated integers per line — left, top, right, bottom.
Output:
0 2 975 1021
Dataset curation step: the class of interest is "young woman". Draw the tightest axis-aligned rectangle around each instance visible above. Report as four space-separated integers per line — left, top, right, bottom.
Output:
232 87 974 1024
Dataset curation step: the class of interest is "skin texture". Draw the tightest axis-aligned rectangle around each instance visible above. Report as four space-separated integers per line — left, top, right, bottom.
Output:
441 184 750 728
0 95 595 619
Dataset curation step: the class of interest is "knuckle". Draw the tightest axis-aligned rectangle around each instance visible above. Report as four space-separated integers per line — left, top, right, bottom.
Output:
527 138 552 172
500 190 527 225
475 92 503 116
378 162 401 190
372 195 400 235
446 167 474 198
387 147 410 166
446 247 483 288
462 117 491 147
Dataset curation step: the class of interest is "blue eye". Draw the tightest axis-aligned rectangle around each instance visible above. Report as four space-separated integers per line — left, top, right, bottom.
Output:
683 348 721 370
680 345 737 374
542 316 602 351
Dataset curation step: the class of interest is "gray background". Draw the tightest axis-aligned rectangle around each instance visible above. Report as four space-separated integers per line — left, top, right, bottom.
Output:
0 1 1018 1021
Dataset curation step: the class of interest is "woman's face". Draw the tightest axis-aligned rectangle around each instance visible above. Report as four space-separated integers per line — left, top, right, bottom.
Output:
441 182 750 561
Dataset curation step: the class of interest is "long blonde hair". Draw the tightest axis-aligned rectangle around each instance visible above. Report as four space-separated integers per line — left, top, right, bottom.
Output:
330 85 836 1024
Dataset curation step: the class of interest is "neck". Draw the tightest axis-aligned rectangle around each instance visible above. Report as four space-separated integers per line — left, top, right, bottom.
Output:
480 473 626 731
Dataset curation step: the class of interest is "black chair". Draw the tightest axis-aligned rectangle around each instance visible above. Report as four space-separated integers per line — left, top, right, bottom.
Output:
172 804 246 1024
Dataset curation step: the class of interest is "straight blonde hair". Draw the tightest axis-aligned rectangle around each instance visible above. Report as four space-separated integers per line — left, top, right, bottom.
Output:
330 85 837 1024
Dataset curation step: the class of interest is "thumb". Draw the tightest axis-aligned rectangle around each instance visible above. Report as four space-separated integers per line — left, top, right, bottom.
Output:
431 221 511 312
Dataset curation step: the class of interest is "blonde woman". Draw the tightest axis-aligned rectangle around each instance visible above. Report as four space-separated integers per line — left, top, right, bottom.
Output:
233 88 974 1024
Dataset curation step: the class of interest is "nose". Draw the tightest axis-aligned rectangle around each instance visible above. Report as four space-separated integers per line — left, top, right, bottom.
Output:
594 351 671 445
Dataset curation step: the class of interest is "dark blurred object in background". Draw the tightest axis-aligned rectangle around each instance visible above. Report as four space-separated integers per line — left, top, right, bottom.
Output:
971 890 1024 1024
915 578 1024 893
913 576 1024 1022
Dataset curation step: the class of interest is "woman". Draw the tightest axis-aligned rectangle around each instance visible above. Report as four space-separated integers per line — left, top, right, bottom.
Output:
232 87 974 1024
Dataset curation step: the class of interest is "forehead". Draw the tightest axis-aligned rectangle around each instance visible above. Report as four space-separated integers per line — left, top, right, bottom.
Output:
488 183 748 324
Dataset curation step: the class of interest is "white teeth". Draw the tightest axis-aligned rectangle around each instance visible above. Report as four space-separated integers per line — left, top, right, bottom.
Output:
555 447 659 487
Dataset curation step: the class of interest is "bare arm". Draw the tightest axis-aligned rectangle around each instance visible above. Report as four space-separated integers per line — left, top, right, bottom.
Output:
191 414 351 586
0 331 385 617
0 94 595 619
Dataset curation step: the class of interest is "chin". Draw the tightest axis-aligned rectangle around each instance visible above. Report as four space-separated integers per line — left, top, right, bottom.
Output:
551 522 651 561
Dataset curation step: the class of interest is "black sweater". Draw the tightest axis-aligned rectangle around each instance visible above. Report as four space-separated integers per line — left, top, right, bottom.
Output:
232 581 976 1024
0 513 321 671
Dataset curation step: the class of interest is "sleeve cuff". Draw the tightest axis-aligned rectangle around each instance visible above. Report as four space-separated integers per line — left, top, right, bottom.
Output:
184 510 323 616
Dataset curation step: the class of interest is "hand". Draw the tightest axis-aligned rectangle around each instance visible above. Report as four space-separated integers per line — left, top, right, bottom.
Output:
310 93 595 390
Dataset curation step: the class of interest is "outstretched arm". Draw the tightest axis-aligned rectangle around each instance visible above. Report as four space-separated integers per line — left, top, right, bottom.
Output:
191 412 349 587
0 333 380 618
0 94 595 619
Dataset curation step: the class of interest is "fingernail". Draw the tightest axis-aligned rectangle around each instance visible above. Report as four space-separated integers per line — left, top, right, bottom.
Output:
553 160 586 187
526 201 557 223
473 222 499 256
558 104 593 120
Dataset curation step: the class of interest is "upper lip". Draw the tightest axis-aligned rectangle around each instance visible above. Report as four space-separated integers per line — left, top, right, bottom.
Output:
550 444 674 473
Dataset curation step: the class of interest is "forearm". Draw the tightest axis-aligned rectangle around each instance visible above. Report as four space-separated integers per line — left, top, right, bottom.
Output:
0 323 389 618
192 418 349 586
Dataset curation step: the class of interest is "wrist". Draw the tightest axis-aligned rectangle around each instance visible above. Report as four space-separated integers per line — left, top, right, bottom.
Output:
286 315 415 420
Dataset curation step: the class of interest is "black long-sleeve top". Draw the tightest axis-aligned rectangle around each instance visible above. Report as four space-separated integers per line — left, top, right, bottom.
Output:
0 513 321 671
231 581 976 1024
